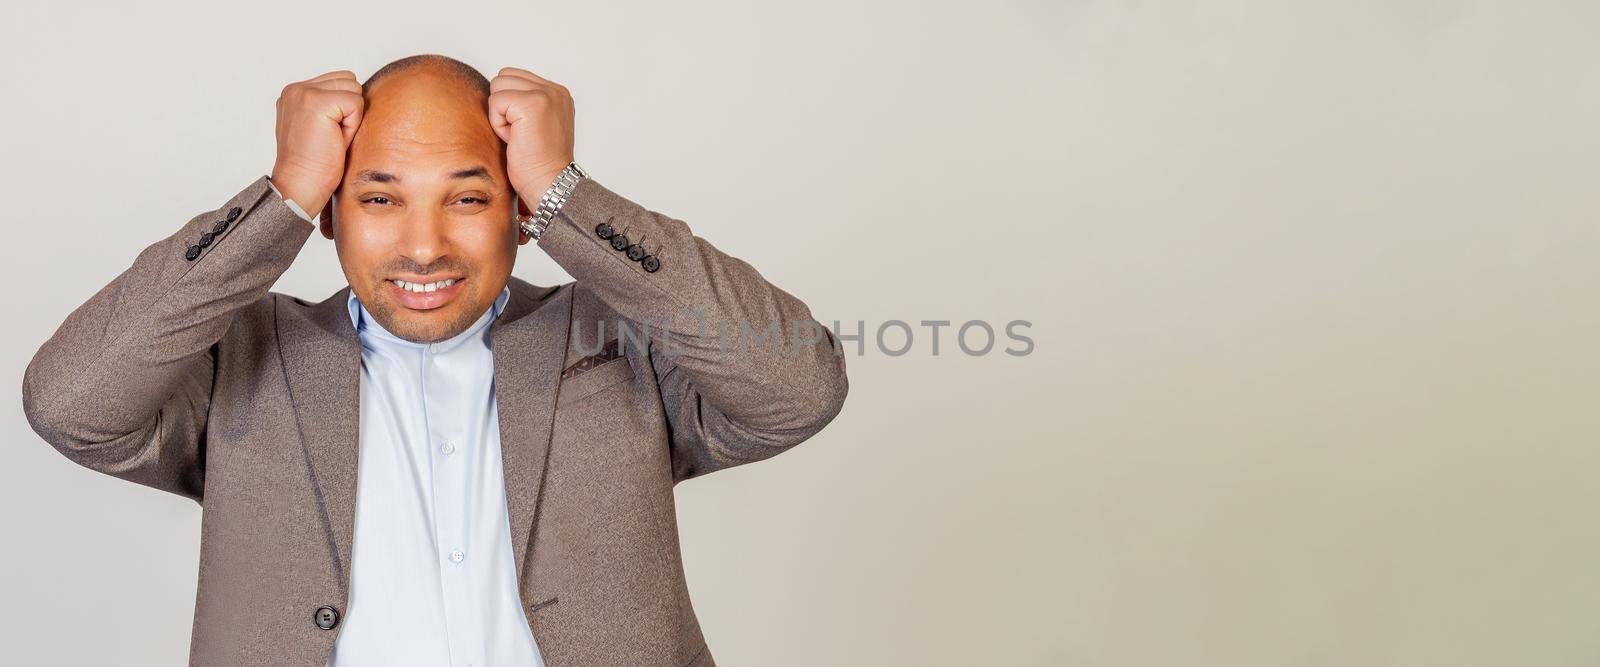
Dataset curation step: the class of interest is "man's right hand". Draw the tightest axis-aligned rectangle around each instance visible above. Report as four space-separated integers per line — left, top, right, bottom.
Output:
270 70 364 220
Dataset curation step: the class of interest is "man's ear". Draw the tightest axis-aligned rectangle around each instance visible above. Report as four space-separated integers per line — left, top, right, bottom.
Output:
319 192 336 240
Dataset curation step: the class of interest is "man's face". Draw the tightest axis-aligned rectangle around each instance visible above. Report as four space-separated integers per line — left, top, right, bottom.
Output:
327 70 530 343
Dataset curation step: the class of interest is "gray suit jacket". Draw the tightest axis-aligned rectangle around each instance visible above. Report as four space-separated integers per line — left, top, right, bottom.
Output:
21 175 849 665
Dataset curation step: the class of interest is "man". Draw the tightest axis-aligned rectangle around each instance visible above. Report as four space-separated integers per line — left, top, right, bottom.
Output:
21 54 848 666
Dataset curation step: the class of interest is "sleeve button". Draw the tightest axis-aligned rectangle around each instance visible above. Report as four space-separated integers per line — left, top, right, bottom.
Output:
197 232 215 248
609 234 629 252
626 244 646 261
226 206 243 222
641 255 660 273
184 245 201 261
595 222 614 239
212 220 229 234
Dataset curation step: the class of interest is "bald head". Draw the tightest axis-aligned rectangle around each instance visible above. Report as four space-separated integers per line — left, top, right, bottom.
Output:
355 56 492 158
354 55 499 154
363 54 489 96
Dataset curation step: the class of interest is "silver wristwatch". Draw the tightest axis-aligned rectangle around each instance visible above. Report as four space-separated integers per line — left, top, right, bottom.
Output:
520 162 588 241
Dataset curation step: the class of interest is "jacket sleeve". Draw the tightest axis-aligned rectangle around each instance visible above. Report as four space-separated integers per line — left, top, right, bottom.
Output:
21 176 315 503
536 177 849 484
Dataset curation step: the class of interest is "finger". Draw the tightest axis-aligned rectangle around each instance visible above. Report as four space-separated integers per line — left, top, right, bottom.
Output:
486 94 516 142
340 99 365 128
313 89 364 132
338 98 365 145
489 73 542 94
497 66 554 86
501 68 569 99
487 87 557 117
341 111 364 146
309 78 362 94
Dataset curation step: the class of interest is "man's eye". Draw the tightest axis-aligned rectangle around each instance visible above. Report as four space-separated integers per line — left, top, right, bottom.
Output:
361 196 393 206
456 197 488 205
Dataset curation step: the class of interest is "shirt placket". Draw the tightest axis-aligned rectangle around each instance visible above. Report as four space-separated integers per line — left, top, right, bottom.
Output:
423 342 470 665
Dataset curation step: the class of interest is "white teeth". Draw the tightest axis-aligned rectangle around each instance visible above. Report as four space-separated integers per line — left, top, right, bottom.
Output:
391 278 457 293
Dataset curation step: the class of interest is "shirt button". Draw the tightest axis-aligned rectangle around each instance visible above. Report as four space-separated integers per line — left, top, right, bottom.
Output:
449 549 465 563
440 441 456 455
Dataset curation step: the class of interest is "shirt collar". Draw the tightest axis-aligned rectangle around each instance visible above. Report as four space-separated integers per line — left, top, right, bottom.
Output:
347 284 512 354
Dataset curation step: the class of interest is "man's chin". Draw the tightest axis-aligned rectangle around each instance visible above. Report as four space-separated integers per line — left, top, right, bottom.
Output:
367 289 485 344
375 312 473 344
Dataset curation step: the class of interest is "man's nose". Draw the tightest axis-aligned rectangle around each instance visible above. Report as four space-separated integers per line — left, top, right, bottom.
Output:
396 211 449 268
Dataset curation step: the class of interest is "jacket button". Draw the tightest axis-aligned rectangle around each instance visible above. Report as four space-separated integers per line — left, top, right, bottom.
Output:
197 232 215 248
641 255 660 273
626 244 646 261
609 234 629 252
226 206 242 222
595 222 614 239
184 245 201 261
313 605 340 630
212 220 229 234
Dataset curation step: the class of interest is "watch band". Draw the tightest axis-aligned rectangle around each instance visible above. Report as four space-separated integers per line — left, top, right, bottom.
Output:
520 162 588 241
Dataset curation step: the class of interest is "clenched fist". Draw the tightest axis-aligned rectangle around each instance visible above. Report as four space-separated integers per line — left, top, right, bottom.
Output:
488 67 576 203
270 70 365 219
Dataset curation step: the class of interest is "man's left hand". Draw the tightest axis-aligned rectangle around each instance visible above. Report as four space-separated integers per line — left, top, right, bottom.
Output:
489 67 576 202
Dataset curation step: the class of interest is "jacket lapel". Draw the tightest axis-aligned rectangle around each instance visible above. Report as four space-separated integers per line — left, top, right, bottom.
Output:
491 280 572 583
276 286 363 597
275 279 569 602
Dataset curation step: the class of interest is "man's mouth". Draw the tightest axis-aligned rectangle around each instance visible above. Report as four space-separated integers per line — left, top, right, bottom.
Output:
386 276 465 311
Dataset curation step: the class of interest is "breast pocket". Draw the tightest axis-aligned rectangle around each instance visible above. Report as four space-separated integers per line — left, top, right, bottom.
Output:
556 357 636 409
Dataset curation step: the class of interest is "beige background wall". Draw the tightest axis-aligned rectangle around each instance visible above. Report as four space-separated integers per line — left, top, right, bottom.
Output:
3 1 1597 664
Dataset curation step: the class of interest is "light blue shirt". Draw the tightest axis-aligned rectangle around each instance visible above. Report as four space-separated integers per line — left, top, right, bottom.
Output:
265 178 315 224
325 284 545 667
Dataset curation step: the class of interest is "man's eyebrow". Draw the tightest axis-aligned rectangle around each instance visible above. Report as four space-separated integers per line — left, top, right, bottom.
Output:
349 167 491 184
449 166 491 181
353 169 398 184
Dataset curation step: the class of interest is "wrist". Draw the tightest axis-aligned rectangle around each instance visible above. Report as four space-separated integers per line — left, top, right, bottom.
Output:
269 166 330 218
519 162 588 242
516 161 571 201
